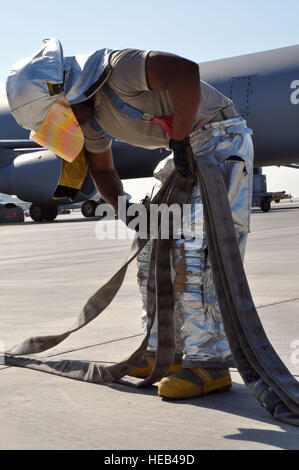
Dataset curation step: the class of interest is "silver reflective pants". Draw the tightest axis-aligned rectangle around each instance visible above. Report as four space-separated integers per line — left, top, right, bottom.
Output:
137 118 254 368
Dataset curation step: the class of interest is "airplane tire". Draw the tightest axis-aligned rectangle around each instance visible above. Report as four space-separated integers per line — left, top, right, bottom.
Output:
29 204 45 222
81 200 98 218
29 204 58 222
43 206 58 221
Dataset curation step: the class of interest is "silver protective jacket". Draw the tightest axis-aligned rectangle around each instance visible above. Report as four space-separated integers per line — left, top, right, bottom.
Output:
6 38 111 131
137 117 253 368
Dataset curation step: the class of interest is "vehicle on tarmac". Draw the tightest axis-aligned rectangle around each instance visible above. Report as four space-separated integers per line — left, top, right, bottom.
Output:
0 202 24 223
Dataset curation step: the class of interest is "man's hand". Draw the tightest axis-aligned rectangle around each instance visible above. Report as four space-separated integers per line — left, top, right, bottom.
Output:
85 147 125 212
170 137 195 177
145 51 201 141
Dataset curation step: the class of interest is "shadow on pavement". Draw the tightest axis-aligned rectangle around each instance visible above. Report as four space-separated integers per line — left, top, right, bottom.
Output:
4 357 299 450
108 375 299 450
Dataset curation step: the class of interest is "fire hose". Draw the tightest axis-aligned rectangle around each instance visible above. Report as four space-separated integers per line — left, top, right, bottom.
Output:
4 156 299 426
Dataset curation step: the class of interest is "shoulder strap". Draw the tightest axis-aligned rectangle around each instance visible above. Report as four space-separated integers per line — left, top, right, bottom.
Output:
91 82 173 139
102 83 145 119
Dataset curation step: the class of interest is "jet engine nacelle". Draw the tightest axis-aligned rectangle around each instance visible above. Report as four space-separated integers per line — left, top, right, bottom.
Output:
0 149 96 204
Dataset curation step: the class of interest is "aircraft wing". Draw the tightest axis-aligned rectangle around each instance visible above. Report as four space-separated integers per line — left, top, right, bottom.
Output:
0 140 40 149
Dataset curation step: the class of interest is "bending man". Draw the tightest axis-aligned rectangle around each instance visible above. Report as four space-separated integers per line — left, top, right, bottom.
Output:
6 38 253 399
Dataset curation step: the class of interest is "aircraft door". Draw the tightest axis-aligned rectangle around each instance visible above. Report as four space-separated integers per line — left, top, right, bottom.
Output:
229 76 254 119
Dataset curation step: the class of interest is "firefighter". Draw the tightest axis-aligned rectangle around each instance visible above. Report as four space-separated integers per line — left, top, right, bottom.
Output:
6 38 253 399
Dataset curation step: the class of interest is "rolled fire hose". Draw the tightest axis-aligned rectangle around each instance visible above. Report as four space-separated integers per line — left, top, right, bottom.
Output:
4 156 299 426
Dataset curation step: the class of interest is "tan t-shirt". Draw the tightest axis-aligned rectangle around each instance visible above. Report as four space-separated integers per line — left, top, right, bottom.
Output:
82 49 232 154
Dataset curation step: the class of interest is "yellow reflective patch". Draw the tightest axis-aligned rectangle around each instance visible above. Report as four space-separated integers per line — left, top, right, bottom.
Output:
53 149 88 200
59 148 88 190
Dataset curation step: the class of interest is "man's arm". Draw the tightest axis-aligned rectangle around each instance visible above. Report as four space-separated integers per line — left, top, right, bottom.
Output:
145 52 201 141
85 147 125 212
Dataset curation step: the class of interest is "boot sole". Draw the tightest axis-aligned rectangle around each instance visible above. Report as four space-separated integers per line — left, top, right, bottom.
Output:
159 383 232 400
128 365 182 379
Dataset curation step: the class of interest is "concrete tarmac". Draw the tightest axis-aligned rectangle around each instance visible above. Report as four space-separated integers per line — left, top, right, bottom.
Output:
0 202 299 450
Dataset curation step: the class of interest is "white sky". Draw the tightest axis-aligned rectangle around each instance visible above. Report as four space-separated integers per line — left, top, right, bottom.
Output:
1 0 299 197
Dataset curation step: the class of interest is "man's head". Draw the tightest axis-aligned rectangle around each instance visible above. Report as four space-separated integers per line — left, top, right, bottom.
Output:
6 38 111 162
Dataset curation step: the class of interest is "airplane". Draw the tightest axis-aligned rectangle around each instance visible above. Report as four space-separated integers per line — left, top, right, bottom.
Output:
0 43 298 221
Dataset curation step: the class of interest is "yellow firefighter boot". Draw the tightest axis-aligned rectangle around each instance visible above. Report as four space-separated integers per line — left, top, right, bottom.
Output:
125 354 182 378
158 367 232 399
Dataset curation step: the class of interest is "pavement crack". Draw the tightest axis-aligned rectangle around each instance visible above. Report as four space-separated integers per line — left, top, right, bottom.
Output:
44 333 143 358
257 297 299 309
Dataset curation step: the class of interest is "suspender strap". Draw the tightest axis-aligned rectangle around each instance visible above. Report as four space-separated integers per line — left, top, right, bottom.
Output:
151 116 173 137
102 83 145 119
90 119 114 140
91 83 174 139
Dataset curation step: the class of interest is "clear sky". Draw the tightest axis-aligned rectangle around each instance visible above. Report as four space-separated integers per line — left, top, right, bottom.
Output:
1 0 299 198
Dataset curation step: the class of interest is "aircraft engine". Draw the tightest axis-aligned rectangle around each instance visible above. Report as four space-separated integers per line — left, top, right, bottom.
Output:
0 150 62 203
0 149 96 204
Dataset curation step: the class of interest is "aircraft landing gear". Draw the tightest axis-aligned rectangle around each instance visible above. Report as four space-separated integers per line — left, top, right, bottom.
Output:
81 200 98 218
30 204 58 222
